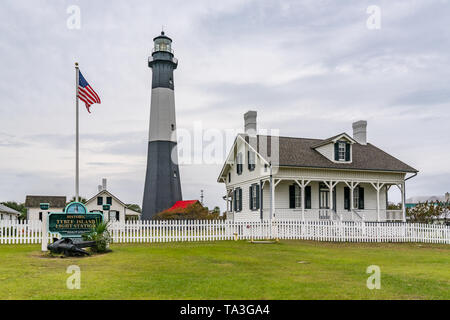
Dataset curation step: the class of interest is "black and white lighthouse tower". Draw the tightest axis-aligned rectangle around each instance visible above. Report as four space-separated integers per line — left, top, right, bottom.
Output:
142 31 182 219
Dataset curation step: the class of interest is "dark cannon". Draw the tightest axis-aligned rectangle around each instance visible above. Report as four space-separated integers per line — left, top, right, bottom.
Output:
47 238 96 257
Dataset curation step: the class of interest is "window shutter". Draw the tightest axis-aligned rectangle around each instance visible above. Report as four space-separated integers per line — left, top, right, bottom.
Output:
289 185 295 209
260 182 263 211
305 186 312 209
249 185 253 210
344 187 350 210
345 143 350 161
256 185 260 210
359 187 365 209
334 142 339 161
239 188 243 211
247 151 251 170
233 189 237 212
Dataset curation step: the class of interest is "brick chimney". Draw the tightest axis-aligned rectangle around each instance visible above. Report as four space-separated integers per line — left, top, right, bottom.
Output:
352 120 367 145
244 111 257 136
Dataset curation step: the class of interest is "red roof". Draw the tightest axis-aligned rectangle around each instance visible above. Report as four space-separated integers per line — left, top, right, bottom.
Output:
168 200 200 211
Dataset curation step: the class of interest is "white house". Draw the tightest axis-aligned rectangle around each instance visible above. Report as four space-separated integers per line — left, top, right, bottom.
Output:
25 196 67 221
218 111 418 222
0 203 21 221
85 179 141 222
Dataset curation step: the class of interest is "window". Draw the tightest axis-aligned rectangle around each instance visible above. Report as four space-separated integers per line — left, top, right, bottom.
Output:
248 151 256 171
0 214 3 220
236 153 243 175
338 142 346 161
295 185 302 208
228 172 231 183
344 187 350 210
353 187 359 209
97 197 103 206
319 183 330 209
234 188 242 212
39 212 42 221
249 184 260 210
173 171 177 178
106 197 112 205
353 186 364 209
116 212 120 221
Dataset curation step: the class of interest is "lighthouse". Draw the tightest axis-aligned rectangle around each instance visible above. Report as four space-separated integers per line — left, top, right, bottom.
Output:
142 31 182 219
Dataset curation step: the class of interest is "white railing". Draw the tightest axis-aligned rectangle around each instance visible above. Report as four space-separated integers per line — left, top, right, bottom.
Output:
1 220 448 245
386 210 403 221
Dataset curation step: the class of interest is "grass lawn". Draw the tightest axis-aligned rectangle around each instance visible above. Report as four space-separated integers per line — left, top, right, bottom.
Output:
0 240 449 300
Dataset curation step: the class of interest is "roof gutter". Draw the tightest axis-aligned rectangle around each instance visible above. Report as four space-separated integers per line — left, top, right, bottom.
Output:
405 172 418 181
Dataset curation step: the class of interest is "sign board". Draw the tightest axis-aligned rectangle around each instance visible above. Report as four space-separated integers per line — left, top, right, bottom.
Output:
40 203 50 210
48 202 103 238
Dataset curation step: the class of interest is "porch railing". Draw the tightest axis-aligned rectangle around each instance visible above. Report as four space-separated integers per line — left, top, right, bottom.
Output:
229 208 404 222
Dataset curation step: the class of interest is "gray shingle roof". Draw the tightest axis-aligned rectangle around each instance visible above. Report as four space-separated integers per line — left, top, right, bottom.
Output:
25 196 67 208
257 135 418 173
0 203 21 215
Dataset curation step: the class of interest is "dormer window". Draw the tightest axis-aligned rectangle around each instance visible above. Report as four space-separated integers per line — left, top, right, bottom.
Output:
334 140 351 162
338 142 346 161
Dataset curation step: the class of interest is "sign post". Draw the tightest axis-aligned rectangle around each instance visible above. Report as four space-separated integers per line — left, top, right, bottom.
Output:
40 203 50 252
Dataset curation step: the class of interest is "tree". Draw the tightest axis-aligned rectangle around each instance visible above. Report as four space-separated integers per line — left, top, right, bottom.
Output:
126 204 142 213
387 202 401 210
67 196 87 205
1 202 27 220
406 201 448 223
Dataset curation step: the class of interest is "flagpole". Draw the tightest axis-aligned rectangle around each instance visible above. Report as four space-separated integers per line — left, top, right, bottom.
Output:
75 62 80 203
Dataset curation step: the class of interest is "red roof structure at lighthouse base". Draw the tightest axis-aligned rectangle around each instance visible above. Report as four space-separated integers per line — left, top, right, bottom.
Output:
167 200 200 211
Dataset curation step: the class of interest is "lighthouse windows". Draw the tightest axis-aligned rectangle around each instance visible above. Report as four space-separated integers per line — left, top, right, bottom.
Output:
173 170 177 178
171 124 175 131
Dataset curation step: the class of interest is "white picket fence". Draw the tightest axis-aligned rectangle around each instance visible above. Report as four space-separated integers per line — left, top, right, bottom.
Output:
0 220 450 244
1 220 449 245
0 220 56 245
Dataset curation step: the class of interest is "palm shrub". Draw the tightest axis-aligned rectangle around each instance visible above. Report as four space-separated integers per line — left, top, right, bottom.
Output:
82 221 111 253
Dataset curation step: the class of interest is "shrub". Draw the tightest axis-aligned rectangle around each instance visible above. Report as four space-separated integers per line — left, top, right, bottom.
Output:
154 202 221 220
407 201 449 223
82 221 111 253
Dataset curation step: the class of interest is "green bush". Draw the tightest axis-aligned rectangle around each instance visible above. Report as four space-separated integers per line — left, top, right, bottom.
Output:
82 221 111 253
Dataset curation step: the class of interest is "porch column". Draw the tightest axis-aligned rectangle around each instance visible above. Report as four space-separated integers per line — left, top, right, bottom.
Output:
401 182 406 222
301 181 305 221
269 165 274 223
370 182 385 222
377 185 380 222
295 179 310 222
329 181 334 212
324 180 338 219
345 181 359 221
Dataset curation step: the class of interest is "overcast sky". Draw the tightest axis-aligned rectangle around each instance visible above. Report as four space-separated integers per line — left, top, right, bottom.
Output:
0 0 449 210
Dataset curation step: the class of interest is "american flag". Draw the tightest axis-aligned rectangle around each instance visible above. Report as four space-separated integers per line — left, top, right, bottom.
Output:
77 70 101 113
